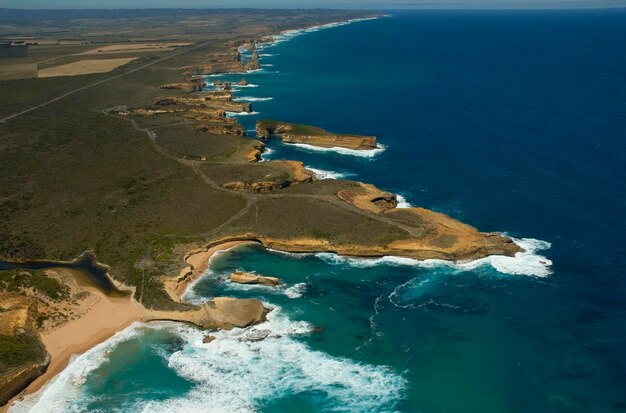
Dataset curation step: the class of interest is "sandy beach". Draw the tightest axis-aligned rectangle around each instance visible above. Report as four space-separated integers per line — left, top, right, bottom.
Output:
173 240 256 299
2 284 143 412
2 240 253 412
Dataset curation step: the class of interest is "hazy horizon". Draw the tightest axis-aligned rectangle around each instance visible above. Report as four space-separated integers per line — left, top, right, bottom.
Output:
1 0 626 10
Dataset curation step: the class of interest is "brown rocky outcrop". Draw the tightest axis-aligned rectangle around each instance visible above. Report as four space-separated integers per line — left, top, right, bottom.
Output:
237 78 248 86
204 228 520 262
256 120 377 150
338 183 398 213
154 95 251 113
243 143 265 162
223 160 315 192
246 59 261 71
230 272 280 286
246 51 261 71
145 297 269 330
0 293 50 406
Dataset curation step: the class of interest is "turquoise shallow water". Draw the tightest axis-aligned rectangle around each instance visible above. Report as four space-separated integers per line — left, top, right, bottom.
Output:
13 10 626 413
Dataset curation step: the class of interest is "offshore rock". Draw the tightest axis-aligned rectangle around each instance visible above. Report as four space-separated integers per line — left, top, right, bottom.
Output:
230 272 280 286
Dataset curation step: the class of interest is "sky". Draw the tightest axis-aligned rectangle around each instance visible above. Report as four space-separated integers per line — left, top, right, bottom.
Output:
1 0 625 8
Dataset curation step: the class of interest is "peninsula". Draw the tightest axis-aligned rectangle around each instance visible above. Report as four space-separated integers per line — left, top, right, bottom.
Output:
256 119 379 150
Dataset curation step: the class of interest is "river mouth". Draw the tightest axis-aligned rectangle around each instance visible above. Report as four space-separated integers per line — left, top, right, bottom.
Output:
0 252 129 297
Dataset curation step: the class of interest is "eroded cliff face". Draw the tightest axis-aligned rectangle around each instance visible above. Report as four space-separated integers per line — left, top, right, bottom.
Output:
256 120 378 150
145 297 269 330
154 94 252 113
338 183 398 213
0 293 50 406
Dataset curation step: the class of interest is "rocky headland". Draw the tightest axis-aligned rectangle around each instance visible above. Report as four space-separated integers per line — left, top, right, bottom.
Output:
256 120 378 150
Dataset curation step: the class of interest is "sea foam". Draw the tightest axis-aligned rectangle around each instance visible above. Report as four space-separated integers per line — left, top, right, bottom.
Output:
267 236 552 278
14 308 406 413
306 166 351 180
233 96 273 102
396 194 413 208
259 16 380 49
286 142 386 158
226 111 260 117
259 147 274 162
314 236 553 277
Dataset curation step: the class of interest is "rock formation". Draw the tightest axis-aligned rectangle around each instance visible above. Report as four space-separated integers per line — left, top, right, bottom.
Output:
256 120 377 150
223 160 315 192
237 78 248 86
338 183 398 213
154 95 252 113
230 272 280 286
246 51 261 71
0 293 50 406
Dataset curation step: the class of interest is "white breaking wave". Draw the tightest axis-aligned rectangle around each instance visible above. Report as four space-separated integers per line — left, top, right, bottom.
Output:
259 147 274 162
314 237 553 277
396 194 413 208
284 282 308 298
184 267 307 301
204 72 246 77
233 84 259 88
285 142 386 158
226 111 260 117
13 308 406 413
259 53 274 57
306 167 350 180
180 247 243 303
233 96 273 102
261 17 380 49
10 322 150 413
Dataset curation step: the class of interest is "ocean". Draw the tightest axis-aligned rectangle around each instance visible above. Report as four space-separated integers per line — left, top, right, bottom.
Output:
13 10 626 413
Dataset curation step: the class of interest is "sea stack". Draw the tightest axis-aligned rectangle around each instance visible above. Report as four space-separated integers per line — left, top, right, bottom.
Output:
246 49 261 71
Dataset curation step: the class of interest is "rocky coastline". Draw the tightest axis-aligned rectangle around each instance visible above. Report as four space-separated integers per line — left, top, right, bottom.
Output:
0 14 528 410
256 120 378 150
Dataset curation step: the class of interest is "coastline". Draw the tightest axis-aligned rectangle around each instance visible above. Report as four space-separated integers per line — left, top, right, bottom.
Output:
1 283 143 412
2 17 383 411
3 242 257 411
1 13 552 411
167 240 257 301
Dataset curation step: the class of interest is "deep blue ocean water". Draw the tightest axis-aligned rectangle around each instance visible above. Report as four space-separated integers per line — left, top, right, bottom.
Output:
14 10 626 413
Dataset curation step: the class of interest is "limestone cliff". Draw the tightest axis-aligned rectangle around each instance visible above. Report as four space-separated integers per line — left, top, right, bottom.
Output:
223 160 315 192
145 297 268 330
338 182 398 213
256 120 377 150
154 95 252 113
230 272 280 287
0 293 50 406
